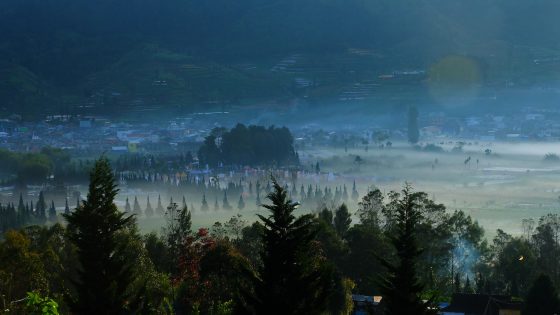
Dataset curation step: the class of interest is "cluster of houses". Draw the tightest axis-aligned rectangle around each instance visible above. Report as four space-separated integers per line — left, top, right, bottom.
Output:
0 115 218 154
421 108 560 141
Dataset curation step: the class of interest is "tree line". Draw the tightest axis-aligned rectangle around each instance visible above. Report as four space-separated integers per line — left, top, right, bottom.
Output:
0 158 559 314
198 124 299 168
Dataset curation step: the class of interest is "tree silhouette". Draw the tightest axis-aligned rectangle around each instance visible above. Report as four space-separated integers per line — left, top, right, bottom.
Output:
249 179 334 314
64 157 137 314
377 185 436 315
408 106 419 144
524 274 559 315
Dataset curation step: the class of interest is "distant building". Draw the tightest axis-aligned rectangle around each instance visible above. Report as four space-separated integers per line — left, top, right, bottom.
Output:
441 293 522 315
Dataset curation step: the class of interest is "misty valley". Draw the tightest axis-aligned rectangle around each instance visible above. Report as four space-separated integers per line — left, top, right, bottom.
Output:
3 0 560 314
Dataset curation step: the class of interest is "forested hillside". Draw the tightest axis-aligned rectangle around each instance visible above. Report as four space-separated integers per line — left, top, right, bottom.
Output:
2 0 560 117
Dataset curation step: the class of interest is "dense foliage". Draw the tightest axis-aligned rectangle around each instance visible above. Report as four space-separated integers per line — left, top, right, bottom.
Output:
2 0 560 115
198 124 298 167
2 158 560 314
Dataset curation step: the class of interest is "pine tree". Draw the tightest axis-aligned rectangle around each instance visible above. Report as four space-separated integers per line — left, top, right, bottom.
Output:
250 179 334 314
124 197 131 213
214 197 220 211
342 185 349 201
133 196 142 217
156 195 165 216
333 203 352 238
223 191 231 210
145 196 154 218
201 193 209 211
237 194 245 210
36 191 47 223
352 181 359 201
256 191 261 206
17 193 26 226
64 198 70 215
408 105 420 144
377 185 436 315
182 196 187 209
48 200 57 222
64 157 136 314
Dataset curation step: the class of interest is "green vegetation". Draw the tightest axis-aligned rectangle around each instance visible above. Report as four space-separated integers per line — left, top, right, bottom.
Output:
2 0 560 116
198 124 298 167
64 158 138 314
2 156 560 313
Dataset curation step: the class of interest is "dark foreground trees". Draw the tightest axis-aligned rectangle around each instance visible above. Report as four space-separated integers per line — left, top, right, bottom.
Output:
64 157 137 314
524 274 559 315
248 179 336 315
378 184 436 315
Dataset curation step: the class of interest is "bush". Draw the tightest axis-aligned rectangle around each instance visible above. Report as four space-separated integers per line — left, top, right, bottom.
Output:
422 144 444 153
543 153 560 162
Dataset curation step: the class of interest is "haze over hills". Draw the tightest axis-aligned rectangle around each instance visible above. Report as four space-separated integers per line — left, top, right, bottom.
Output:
2 0 560 118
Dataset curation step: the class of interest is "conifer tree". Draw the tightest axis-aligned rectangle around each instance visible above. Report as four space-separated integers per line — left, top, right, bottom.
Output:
17 193 26 225
201 193 209 211
256 191 261 206
48 200 57 222
156 195 165 216
250 179 334 314
214 197 220 211
64 157 136 314
352 181 359 201
408 105 420 144
124 197 131 213
36 191 47 223
238 194 245 210
333 203 352 238
377 185 436 315
223 191 232 210
133 196 142 216
144 196 153 218
64 198 70 215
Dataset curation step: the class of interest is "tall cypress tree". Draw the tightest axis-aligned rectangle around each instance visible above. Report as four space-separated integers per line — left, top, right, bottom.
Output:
223 191 231 210
144 196 153 218
238 194 245 210
407 105 420 144
156 195 164 216
48 200 57 222
377 185 435 315
201 193 209 211
64 198 70 215
133 196 142 216
333 203 352 238
36 191 47 223
64 157 136 314
251 179 334 314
